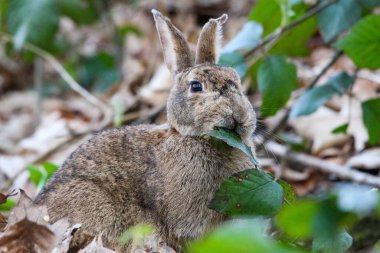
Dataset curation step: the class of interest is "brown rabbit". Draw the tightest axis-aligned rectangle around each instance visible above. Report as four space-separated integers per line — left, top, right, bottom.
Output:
34 10 256 252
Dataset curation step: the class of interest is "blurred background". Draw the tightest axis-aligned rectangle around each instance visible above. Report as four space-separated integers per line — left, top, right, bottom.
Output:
1 0 380 252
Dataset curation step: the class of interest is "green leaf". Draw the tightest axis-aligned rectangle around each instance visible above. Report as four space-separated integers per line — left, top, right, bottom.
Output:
312 230 353 253
276 200 318 239
258 55 298 117
118 24 144 38
119 224 154 245
362 98 380 144
221 21 263 54
27 165 43 187
317 0 362 43
111 94 126 128
42 162 59 178
57 0 99 25
289 72 354 118
0 198 16 211
188 219 302 253
78 52 120 91
0 0 7 29
219 52 247 79
336 15 380 69
7 0 59 50
332 123 349 134
249 0 281 35
208 128 258 165
278 179 297 205
359 0 380 8
270 3 317 56
209 169 283 217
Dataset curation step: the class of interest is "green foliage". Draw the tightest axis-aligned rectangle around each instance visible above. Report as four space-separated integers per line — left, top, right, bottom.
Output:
359 0 380 8
221 21 263 54
219 52 248 79
336 15 380 69
0 198 16 211
6 0 100 51
277 200 318 239
249 0 281 36
111 94 126 128
208 128 258 165
249 0 316 56
27 162 59 192
278 179 297 205
270 3 317 56
258 55 298 117
78 52 121 91
7 0 59 50
208 128 296 217
332 123 349 134
119 224 154 245
289 72 354 118
312 230 353 253
361 98 380 145
277 185 379 253
188 219 301 253
317 0 362 43
219 21 263 78
208 169 284 217
57 0 99 25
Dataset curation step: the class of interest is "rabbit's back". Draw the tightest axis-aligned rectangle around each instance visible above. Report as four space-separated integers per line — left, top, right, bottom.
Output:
35 125 165 249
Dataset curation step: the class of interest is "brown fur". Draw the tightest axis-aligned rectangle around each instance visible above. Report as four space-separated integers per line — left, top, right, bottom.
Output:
34 10 256 253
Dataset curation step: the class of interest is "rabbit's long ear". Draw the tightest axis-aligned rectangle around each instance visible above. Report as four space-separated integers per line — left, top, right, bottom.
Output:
152 10 193 75
195 14 228 65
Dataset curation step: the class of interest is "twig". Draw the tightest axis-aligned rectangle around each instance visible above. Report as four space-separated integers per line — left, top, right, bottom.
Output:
308 50 343 90
243 0 337 60
266 141 380 187
1 34 113 130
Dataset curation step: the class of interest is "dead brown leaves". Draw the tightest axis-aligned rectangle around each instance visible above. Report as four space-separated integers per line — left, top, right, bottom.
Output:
0 218 56 253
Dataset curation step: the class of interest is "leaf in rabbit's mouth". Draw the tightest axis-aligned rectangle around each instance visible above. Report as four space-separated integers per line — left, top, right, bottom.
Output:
208 127 259 166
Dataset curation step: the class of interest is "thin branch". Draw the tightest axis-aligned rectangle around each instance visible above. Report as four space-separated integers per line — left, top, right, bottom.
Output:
1 34 113 129
243 0 337 60
308 50 343 90
266 141 380 187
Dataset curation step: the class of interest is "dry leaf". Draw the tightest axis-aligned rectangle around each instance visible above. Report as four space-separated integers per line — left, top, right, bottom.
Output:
0 218 56 253
290 96 368 153
51 223 81 253
289 107 348 154
0 214 7 232
346 148 380 170
78 236 116 253
8 189 49 226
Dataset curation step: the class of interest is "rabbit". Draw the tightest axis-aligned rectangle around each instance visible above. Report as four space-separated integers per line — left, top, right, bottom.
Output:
34 9 256 253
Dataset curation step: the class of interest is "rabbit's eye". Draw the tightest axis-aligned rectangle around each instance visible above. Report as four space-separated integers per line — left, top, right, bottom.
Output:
190 81 203 92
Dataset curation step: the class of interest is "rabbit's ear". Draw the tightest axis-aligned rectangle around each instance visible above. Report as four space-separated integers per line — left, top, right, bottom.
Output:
152 9 193 75
195 14 228 65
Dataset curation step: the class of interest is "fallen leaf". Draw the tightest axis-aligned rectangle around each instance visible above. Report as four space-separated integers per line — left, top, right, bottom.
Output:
289 96 368 153
346 148 380 170
0 218 57 253
289 107 348 154
78 236 116 253
51 223 82 253
8 189 49 226
0 214 7 232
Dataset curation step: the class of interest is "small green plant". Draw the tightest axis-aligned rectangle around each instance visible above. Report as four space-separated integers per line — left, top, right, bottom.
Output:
27 162 59 193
